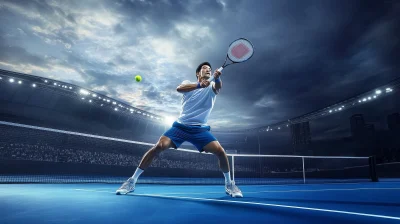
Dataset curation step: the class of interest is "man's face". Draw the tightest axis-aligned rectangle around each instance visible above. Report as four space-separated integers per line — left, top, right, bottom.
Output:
198 65 211 80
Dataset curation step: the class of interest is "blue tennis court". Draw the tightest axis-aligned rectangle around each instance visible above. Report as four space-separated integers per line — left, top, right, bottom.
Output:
1 180 400 224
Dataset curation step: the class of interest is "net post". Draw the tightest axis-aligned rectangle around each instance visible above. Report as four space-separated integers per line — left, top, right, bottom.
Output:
232 156 235 182
302 157 305 184
369 156 379 182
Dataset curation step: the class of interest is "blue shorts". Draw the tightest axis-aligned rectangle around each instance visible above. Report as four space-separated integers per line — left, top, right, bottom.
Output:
163 121 217 152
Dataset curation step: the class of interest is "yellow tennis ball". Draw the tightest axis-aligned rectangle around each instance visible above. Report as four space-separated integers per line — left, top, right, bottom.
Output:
135 75 142 82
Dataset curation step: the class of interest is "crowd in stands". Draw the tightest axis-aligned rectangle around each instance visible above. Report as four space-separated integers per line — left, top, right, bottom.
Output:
1 124 399 176
0 142 264 172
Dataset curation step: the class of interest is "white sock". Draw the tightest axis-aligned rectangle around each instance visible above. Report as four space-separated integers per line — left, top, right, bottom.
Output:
131 167 144 183
223 172 232 185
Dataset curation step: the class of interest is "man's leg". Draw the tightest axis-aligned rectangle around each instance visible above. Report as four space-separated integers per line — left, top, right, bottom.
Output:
203 141 230 173
138 136 176 170
116 136 175 195
203 141 243 198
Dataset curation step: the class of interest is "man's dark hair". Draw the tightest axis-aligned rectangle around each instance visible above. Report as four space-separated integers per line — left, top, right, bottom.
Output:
196 62 212 78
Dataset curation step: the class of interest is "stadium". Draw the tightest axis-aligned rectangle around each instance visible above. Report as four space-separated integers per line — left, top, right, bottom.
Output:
1 67 400 222
1 1 400 223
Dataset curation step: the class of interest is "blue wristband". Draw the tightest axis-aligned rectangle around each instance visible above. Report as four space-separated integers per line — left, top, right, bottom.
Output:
215 77 221 83
197 82 201 88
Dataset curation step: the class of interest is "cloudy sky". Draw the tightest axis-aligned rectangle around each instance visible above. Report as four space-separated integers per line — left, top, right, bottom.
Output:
1 0 399 132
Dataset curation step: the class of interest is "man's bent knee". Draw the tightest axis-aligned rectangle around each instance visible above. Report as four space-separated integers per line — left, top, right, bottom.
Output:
215 147 226 157
154 136 173 152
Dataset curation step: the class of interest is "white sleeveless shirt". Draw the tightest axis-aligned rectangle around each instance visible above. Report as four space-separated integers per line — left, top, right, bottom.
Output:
177 80 217 126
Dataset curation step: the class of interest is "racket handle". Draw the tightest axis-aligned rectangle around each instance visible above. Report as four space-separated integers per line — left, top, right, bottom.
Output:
208 67 223 82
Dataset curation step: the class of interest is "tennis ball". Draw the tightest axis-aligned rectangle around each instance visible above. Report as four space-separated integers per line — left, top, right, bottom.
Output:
135 75 142 82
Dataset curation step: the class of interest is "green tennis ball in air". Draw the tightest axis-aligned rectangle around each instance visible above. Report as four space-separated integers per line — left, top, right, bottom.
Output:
135 75 142 82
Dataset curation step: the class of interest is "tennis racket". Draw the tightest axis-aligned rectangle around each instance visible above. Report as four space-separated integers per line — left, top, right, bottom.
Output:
209 38 254 82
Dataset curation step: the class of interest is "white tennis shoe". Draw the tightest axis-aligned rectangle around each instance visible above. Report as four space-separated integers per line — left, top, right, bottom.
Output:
116 177 135 195
225 181 243 198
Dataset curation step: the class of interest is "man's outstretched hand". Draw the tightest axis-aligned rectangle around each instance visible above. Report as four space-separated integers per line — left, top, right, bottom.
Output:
200 80 210 88
213 69 222 80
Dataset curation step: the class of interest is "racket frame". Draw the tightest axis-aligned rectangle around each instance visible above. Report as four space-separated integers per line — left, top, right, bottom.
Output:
210 38 254 81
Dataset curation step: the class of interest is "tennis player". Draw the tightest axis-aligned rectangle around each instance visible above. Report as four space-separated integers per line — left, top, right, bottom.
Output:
116 62 243 198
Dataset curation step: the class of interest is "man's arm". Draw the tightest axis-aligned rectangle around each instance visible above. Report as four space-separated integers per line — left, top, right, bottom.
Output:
212 70 222 94
176 80 210 93
176 83 199 93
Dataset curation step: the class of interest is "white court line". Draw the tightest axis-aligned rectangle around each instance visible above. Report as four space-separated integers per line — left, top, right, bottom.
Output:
75 187 400 196
242 187 400 194
123 187 400 196
73 188 400 221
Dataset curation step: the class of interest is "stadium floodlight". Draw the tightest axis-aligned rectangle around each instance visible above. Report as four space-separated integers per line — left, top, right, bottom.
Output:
69 87 72 89
9 78 14 83
164 116 175 126
18 80 22 84
375 90 382 95
362 98 367 102
338 108 342 111
112 101 116 105
358 100 361 103
98 97 101 99
81 97 85 100
107 99 110 102
80 89 89 95
89 100 92 103
329 110 332 113
367 97 371 100
44 80 48 83
54 82 57 85
92 94 97 97
32 84 36 87
373 95 377 98
386 88 393 93
130 109 133 112
114 108 118 111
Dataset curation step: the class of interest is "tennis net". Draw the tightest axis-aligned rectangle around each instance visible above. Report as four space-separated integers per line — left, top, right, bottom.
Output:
0 121 377 184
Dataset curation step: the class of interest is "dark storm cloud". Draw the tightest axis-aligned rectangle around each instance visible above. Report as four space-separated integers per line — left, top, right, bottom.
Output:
114 23 126 34
0 0 399 131
81 70 133 87
0 37 49 68
114 0 223 36
204 0 400 129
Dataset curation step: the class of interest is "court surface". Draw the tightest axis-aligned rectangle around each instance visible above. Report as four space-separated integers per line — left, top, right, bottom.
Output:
1 181 400 224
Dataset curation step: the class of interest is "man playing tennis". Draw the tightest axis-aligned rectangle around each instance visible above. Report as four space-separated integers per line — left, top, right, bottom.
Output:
116 62 243 198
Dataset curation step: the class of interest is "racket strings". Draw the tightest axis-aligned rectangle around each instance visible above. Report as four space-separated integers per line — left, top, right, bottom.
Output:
227 39 254 62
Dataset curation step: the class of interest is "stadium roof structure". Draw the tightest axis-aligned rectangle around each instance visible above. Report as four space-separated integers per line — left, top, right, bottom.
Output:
2 69 399 134
0 69 165 124
215 76 400 134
